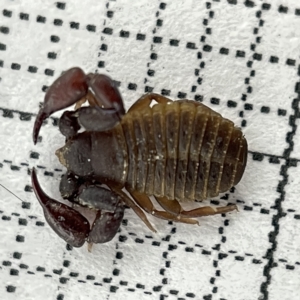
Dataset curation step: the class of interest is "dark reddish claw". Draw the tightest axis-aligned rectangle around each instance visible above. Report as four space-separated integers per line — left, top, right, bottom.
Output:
32 67 88 144
31 168 90 247
87 73 125 116
31 67 127 247
33 68 126 144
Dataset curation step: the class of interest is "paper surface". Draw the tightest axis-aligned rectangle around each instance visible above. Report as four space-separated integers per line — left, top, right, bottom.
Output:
1 1 300 299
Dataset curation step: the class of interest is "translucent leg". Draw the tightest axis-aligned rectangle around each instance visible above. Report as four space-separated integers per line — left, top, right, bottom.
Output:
180 204 238 218
108 185 157 232
155 195 237 218
128 188 198 225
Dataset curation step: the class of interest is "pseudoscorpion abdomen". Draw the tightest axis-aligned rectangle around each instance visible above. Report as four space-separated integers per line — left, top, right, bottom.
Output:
118 100 247 202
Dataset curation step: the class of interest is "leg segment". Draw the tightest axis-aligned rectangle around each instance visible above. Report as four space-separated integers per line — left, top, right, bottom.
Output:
59 111 81 139
108 185 157 233
77 106 121 131
155 196 182 216
128 93 172 113
180 204 238 218
74 90 98 110
127 188 199 225
156 195 237 218
59 105 121 139
59 171 84 200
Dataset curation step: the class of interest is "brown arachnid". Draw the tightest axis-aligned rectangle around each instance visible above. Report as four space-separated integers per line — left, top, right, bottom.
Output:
32 67 247 248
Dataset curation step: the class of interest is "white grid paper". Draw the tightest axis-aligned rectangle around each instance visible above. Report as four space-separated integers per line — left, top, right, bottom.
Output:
1 1 300 299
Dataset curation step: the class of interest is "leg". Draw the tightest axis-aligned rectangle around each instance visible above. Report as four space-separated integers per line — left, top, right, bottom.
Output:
155 196 182 215
180 204 238 218
59 171 84 199
59 111 81 139
75 89 110 110
127 188 199 225
108 185 157 232
128 93 172 113
156 195 237 218
74 90 98 109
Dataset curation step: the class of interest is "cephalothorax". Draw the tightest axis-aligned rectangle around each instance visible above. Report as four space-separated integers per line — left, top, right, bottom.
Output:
32 67 248 248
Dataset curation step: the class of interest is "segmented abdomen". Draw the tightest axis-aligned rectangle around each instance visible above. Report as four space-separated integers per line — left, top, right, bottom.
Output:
114 100 247 202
